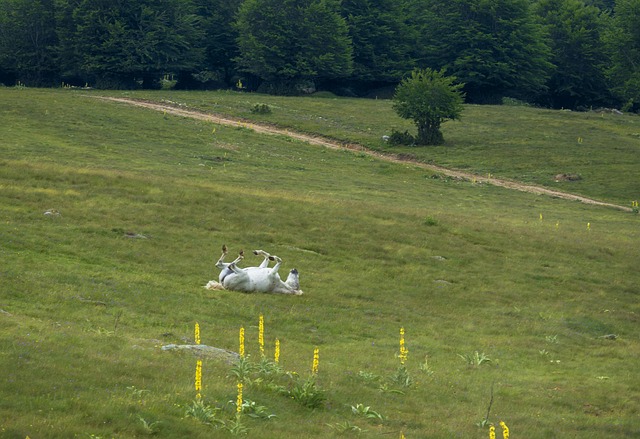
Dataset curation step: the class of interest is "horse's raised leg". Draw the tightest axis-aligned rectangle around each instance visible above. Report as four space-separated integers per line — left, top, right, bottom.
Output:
214 245 229 270
253 250 273 268
227 253 245 273
268 255 282 275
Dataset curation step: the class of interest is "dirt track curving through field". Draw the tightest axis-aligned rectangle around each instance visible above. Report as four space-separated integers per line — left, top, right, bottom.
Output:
96 96 632 212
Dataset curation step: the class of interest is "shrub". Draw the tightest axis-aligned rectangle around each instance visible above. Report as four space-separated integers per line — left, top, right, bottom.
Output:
387 129 416 146
392 68 465 145
250 103 272 114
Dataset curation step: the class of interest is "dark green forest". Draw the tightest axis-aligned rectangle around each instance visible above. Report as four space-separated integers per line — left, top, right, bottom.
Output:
1 0 638 109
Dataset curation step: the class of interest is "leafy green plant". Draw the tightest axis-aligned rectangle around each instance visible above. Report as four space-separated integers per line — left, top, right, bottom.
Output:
458 351 492 367
419 355 435 377
256 356 283 380
289 376 326 409
357 370 382 384
230 356 256 384
351 403 384 422
390 365 413 387
424 216 439 226
387 129 415 146
137 416 161 435
126 386 150 399
224 415 249 436
184 399 222 426
250 103 272 114
241 399 276 420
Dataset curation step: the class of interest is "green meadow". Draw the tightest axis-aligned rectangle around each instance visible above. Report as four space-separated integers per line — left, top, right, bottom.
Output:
1 88 639 438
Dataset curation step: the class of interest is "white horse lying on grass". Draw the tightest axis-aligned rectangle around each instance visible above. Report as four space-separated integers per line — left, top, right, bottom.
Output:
205 246 303 295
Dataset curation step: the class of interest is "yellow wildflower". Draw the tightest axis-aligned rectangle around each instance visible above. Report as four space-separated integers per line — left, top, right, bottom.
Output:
399 327 409 365
500 421 509 439
239 326 245 358
259 314 265 357
312 347 319 375
236 382 243 414
195 360 202 399
194 322 200 345
274 338 280 364
489 424 496 439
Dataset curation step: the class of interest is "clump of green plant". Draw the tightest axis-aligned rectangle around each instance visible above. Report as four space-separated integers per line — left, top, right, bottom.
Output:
184 399 223 426
229 356 257 384
458 351 492 367
390 365 413 387
351 403 384 422
424 216 438 226
419 355 435 377
137 416 161 435
545 334 559 344
290 376 326 409
224 415 249 436
228 352 325 409
251 103 272 114
241 399 277 420
387 129 416 146
356 370 382 385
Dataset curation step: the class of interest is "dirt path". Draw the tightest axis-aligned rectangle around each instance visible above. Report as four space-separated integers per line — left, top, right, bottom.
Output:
97 96 632 212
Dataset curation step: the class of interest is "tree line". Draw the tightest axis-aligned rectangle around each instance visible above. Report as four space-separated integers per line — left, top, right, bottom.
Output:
0 0 638 110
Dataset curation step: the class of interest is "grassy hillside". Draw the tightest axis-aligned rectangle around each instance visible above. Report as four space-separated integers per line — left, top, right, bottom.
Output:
1 88 639 438
111 89 640 207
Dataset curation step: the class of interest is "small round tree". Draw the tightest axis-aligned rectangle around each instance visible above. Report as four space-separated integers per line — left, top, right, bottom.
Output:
392 68 465 145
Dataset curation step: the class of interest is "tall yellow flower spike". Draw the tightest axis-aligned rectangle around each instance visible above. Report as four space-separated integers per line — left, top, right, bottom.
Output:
195 360 202 399
312 347 320 375
400 431 406 439
399 327 409 365
274 339 280 364
489 424 496 439
236 382 243 414
194 322 201 345
259 314 265 357
239 326 245 358
500 421 510 439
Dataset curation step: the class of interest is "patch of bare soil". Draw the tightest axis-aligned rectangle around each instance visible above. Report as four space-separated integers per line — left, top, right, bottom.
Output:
95 96 631 212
